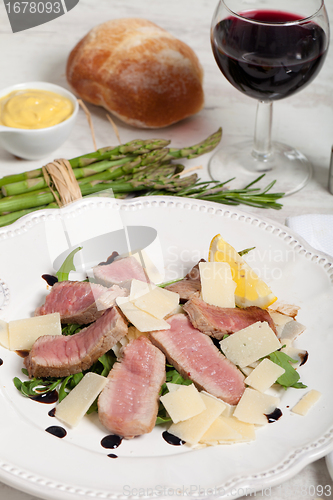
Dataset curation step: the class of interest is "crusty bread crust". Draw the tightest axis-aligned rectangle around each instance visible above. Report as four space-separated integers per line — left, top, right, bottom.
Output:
66 18 204 128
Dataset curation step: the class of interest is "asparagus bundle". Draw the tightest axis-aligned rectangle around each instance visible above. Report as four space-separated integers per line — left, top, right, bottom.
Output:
0 128 284 227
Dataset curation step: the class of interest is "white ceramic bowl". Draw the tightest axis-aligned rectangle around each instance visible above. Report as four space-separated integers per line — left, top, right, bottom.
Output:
0 81 78 160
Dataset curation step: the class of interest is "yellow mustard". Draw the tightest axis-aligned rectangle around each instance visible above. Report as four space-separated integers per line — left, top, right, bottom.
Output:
0 89 74 129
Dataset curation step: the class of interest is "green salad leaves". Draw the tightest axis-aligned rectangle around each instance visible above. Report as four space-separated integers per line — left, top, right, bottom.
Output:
14 349 117 412
13 322 117 412
268 348 307 390
56 247 82 282
156 364 192 425
14 324 189 420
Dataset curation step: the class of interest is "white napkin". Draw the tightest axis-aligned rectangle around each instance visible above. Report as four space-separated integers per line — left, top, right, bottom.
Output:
285 214 333 258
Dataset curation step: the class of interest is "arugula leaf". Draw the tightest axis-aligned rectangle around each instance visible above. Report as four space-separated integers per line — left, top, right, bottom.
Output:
56 247 82 282
62 323 84 336
159 366 192 396
158 278 183 288
58 375 74 402
87 398 99 415
58 373 85 402
268 350 307 389
13 349 117 412
97 352 116 377
166 369 192 386
14 371 63 398
292 382 308 389
89 351 117 378
156 402 172 425
13 377 23 392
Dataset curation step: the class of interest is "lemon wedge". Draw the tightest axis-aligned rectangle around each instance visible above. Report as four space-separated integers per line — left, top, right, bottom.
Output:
208 234 277 309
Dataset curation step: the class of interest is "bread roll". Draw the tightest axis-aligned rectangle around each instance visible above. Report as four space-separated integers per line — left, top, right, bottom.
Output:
66 18 204 128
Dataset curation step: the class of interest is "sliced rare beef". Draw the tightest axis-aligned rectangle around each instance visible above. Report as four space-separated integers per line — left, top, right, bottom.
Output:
93 255 150 288
98 336 165 438
35 281 128 325
25 306 128 378
183 297 277 339
165 259 205 302
149 314 245 405
185 259 206 280
165 280 201 302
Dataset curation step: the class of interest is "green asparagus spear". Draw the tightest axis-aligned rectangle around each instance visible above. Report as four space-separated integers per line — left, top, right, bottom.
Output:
0 130 221 189
0 139 170 189
0 171 198 214
166 127 222 160
105 173 199 193
0 168 44 188
78 148 170 185
0 206 51 226
69 138 171 167
1 156 137 197
0 128 285 226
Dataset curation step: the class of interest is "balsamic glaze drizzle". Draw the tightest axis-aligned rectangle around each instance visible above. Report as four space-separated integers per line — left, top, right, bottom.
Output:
98 251 119 266
107 454 118 459
42 274 58 286
0 358 3 366
45 426 67 438
265 408 283 423
15 350 29 358
48 408 56 417
31 389 58 404
101 435 123 449
299 351 309 366
162 431 185 446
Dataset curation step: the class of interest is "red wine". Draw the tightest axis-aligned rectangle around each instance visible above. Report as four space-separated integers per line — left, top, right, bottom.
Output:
212 10 327 101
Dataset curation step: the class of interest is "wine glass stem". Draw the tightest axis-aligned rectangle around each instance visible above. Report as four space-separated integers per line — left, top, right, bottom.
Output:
252 100 273 169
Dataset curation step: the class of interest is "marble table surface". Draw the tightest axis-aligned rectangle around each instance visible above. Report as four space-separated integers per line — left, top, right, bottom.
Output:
0 0 332 499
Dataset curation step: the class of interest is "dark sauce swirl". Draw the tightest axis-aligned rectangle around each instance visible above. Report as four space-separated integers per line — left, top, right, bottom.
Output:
101 435 123 449
265 408 283 423
162 431 185 446
42 274 58 286
31 390 58 404
45 426 67 438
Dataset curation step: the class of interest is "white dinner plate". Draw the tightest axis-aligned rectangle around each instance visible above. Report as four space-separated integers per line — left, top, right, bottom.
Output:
325 452 333 482
0 196 333 500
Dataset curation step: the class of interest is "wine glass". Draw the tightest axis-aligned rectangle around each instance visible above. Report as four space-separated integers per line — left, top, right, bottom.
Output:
209 0 330 195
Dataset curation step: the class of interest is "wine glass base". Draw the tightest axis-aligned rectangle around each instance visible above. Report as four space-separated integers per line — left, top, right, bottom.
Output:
208 141 312 196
